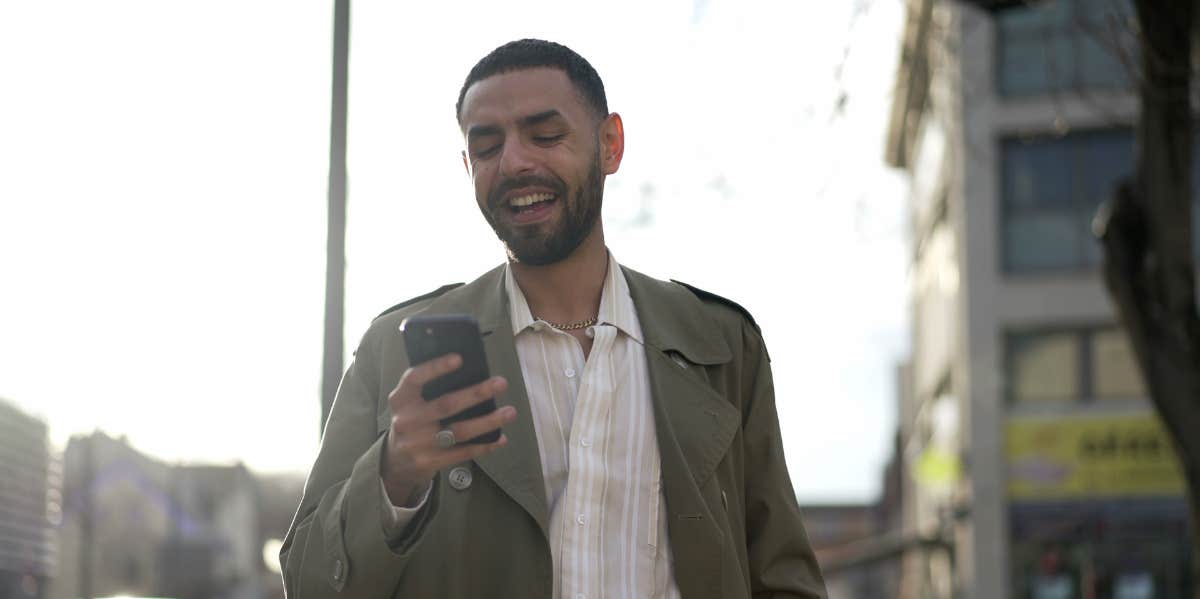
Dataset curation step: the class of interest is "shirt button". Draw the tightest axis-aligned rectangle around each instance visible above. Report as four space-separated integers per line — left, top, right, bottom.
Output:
580 438 591 447
564 368 576 378
585 328 595 338
576 514 586 526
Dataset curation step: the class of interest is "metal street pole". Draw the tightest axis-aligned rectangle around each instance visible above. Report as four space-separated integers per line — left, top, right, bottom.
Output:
321 0 350 434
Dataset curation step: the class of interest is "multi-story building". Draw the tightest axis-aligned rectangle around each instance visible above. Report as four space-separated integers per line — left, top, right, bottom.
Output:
886 0 1193 597
161 464 262 599
52 432 270 599
53 432 174 599
0 398 58 599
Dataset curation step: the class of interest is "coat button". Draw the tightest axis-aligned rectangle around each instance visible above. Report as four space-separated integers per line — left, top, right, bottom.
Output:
448 466 473 491
332 558 344 582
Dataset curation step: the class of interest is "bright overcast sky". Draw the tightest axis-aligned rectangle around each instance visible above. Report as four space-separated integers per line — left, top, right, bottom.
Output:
1 0 908 503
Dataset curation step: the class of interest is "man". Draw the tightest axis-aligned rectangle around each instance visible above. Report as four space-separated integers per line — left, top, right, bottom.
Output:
281 39 826 599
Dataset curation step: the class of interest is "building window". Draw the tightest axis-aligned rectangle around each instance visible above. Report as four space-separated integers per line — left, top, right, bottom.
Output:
1002 130 1200 274
1002 130 1134 273
1009 330 1080 402
1007 326 1146 403
996 0 1136 96
1090 327 1145 398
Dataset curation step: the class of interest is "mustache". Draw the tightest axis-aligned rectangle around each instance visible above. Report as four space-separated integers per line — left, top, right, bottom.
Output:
487 175 566 211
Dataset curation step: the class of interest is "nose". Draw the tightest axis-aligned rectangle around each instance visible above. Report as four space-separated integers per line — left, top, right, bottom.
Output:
498 138 536 178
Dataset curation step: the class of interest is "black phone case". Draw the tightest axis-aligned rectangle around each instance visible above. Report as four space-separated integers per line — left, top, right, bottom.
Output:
399 314 501 444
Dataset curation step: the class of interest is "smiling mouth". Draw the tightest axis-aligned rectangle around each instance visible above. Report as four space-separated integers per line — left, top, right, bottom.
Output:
508 192 558 214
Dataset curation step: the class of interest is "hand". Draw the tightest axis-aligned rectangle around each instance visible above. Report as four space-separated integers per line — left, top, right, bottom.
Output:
381 353 516 507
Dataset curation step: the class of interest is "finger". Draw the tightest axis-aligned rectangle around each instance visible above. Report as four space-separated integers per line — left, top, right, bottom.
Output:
395 403 511 460
384 422 444 479
390 415 439 448
423 376 508 423
446 405 516 444
431 434 510 471
388 353 463 409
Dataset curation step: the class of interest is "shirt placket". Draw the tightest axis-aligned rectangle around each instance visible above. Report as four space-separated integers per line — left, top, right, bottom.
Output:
558 325 618 599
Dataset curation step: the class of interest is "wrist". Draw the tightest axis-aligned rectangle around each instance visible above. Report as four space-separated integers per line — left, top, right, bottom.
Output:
385 478 430 508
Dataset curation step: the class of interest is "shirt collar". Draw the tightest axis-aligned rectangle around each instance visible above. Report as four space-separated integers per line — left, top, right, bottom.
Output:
504 252 644 344
504 264 537 333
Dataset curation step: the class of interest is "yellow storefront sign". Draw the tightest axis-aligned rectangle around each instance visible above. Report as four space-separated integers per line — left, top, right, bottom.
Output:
1006 413 1184 500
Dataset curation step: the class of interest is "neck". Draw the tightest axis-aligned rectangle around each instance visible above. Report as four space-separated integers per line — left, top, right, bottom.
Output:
510 227 608 326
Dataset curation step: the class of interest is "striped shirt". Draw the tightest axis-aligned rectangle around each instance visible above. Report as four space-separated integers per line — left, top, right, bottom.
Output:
505 254 681 599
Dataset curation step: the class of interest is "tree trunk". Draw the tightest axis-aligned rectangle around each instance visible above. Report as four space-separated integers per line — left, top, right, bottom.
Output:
1098 1 1200 595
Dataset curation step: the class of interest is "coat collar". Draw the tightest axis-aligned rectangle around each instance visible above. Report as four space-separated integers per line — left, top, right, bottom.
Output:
421 263 510 335
620 266 731 365
428 262 733 366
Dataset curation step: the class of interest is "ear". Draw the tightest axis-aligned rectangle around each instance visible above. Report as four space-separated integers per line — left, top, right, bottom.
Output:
598 113 625 176
461 150 471 178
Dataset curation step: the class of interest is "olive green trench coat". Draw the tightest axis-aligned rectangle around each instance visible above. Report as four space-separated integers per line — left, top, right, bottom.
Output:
280 264 826 598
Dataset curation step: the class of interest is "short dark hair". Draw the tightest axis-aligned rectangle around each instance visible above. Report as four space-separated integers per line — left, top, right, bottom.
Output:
456 39 609 124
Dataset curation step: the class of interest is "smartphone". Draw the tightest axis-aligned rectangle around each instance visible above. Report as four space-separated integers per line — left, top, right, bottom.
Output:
399 314 500 444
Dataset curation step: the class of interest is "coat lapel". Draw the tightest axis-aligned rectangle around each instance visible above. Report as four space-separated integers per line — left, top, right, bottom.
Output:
416 265 550 540
623 267 742 599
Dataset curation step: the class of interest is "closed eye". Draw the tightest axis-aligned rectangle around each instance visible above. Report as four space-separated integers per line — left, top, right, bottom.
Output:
473 145 501 159
533 134 565 145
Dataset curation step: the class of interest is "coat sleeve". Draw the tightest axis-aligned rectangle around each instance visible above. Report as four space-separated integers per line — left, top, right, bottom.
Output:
279 332 441 598
740 321 828 599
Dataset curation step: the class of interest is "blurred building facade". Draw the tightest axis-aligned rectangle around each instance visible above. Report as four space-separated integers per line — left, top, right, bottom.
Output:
805 503 897 598
161 465 262 599
804 429 909 599
0 398 59 599
52 432 274 599
54 432 173 599
887 0 1194 597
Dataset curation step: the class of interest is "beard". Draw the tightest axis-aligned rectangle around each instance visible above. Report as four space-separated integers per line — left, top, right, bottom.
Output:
480 152 603 266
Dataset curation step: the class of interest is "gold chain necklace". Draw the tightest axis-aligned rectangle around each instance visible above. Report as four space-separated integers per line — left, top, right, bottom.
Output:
535 315 598 331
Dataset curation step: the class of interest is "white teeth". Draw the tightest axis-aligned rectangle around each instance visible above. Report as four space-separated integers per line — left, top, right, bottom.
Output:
510 193 555 207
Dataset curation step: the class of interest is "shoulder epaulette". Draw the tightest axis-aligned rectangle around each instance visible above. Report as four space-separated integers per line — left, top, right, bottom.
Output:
374 283 464 320
671 279 760 333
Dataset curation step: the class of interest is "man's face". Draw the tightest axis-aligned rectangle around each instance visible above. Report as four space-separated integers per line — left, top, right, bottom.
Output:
459 68 613 265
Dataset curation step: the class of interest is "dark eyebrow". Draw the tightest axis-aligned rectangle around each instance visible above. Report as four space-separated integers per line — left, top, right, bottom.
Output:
519 109 563 127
